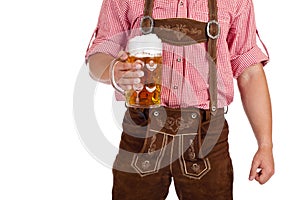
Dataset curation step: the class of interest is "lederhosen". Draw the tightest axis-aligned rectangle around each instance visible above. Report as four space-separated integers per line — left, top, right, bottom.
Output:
113 0 233 199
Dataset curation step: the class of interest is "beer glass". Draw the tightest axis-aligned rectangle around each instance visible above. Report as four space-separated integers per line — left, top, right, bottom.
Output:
111 34 162 108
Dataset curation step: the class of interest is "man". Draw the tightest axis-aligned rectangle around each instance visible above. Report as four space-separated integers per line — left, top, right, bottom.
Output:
86 0 274 199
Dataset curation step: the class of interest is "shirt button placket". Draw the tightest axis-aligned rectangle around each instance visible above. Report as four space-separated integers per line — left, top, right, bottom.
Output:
175 58 181 91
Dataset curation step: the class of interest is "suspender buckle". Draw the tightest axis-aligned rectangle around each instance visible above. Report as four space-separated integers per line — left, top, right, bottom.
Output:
206 20 220 40
140 16 154 34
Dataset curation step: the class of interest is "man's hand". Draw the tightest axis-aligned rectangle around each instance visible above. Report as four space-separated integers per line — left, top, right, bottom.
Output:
88 51 144 85
249 146 275 184
113 51 144 91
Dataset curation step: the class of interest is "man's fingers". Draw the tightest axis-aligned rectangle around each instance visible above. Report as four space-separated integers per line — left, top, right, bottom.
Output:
117 50 145 69
113 52 145 90
118 78 142 91
249 160 260 181
122 70 144 78
248 147 274 184
118 77 141 85
254 167 274 185
115 62 132 71
117 51 128 61
114 70 144 85
115 60 144 71
249 158 275 184
133 60 144 69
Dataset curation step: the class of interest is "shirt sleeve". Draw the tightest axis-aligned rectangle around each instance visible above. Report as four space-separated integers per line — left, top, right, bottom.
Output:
85 0 130 61
227 0 269 79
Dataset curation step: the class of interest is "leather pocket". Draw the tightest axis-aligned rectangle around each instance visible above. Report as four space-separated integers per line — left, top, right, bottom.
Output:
179 134 211 179
131 131 167 177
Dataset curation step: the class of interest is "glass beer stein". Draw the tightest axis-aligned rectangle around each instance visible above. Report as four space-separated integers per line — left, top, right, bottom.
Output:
111 34 163 108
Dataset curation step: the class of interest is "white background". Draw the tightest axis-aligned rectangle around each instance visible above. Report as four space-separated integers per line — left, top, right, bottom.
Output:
0 0 299 199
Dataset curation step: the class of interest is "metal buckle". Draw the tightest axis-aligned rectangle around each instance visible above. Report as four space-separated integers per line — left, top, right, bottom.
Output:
206 20 220 39
140 16 154 34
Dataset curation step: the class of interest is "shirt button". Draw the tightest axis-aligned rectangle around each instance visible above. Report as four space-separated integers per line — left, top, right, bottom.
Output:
177 57 182 62
180 1 184 6
173 86 178 89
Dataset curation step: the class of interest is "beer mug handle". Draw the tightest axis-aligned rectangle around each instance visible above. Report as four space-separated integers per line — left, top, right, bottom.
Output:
110 58 125 95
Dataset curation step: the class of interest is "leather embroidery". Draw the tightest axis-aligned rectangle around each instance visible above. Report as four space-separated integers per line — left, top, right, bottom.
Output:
159 24 203 41
148 134 157 154
156 116 195 132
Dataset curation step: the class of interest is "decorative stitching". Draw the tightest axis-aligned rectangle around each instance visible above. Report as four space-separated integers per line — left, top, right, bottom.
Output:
159 24 202 41
148 134 157 155
131 133 167 177
179 135 211 180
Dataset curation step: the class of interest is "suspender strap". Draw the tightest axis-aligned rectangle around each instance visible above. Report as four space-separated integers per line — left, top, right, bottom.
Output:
207 0 219 115
143 0 154 17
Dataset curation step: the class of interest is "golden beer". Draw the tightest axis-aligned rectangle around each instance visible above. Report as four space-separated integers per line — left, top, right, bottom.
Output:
126 55 162 107
111 34 163 108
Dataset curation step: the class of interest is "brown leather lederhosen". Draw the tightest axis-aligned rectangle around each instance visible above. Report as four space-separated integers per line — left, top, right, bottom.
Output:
113 0 233 199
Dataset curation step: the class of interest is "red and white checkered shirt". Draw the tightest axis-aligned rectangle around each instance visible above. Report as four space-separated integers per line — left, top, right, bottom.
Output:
86 0 269 109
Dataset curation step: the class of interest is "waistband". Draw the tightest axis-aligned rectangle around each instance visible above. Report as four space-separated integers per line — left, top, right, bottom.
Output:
124 106 225 137
128 106 224 120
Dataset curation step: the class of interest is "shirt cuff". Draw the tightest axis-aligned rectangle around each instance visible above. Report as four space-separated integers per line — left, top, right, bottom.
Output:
231 45 269 79
85 40 123 61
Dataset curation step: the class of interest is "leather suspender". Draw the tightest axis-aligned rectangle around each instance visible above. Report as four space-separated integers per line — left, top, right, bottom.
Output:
207 0 219 115
143 0 154 17
142 0 219 114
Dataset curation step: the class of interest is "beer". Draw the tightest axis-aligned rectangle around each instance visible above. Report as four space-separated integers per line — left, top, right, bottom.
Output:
126 55 162 107
111 33 163 108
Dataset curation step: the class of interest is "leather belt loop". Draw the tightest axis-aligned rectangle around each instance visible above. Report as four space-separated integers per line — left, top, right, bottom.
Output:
207 0 219 116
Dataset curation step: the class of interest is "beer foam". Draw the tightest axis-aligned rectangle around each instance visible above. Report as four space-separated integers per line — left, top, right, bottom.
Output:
128 34 162 56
